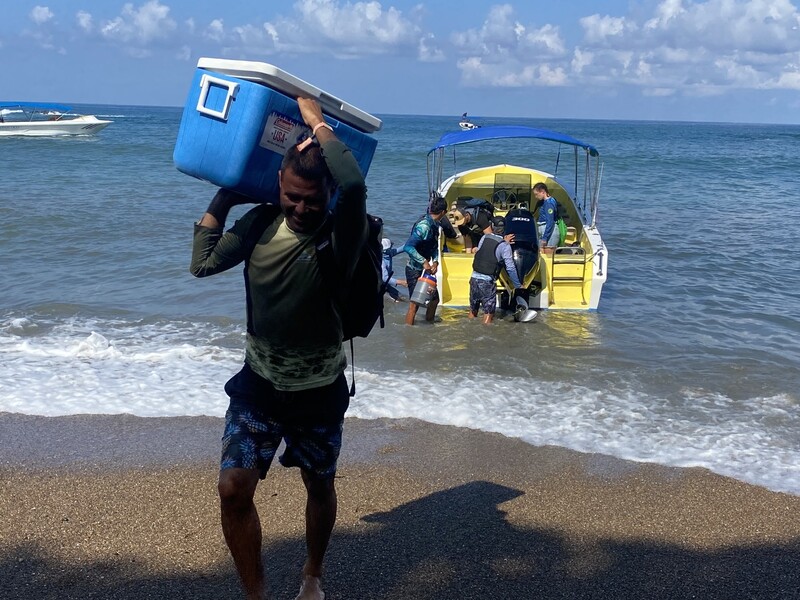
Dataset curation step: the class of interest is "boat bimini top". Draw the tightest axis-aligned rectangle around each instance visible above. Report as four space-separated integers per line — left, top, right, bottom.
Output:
427 124 604 228
429 125 599 157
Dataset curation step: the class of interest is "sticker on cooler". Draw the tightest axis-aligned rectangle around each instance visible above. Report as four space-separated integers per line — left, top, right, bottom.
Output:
260 111 305 154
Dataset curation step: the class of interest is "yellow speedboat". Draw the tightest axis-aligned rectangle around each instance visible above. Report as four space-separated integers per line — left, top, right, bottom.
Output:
427 125 607 311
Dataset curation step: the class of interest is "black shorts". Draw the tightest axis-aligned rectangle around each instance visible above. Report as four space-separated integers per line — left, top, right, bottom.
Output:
220 364 350 480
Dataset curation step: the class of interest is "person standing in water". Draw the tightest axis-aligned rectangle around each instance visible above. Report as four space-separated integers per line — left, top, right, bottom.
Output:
468 216 523 324
402 194 448 325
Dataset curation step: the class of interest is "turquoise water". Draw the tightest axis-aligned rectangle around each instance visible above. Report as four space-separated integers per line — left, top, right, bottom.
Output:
1 104 799 494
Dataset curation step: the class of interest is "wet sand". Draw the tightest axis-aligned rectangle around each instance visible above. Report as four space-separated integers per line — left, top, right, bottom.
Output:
1 412 799 599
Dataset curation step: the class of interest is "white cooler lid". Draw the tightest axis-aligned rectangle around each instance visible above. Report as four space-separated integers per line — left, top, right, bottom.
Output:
197 57 382 133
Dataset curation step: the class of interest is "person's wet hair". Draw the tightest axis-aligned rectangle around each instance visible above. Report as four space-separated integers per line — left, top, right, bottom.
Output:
428 193 447 215
281 143 334 190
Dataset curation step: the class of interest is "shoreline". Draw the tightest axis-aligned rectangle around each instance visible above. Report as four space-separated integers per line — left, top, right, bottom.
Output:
2 413 800 599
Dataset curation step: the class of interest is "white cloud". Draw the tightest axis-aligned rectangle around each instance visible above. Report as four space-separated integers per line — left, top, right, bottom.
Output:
773 70 800 89
76 11 93 33
418 33 445 62
457 56 567 88
204 19 224 43
452 4 565 58
644 0 687 29
247 0 424 57
30 6 54 25
580 14 631 44
571 48 593 73
451 4 569 87
99 0 176 45
176 44 191 61
453 1 800 97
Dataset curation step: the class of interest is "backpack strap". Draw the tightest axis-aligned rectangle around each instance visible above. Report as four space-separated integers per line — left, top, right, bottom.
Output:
311 215 359 397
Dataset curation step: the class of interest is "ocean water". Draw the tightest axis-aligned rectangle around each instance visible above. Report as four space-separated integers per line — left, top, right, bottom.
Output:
2 104 799 495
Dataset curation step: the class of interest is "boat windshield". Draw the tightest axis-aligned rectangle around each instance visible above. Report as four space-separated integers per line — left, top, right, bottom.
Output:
0 103 74 122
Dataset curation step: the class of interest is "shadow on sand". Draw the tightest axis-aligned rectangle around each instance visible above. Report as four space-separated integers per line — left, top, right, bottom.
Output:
3 480 798 599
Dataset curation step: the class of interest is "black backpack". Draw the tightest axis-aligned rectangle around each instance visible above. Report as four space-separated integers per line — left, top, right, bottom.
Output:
245 204 385 395
456 196 495 215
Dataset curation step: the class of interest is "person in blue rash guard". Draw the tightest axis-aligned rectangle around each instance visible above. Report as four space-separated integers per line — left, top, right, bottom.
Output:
402 194 448 325
533 182 559 253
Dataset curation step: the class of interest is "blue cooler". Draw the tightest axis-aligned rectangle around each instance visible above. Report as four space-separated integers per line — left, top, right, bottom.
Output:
174 58 382 204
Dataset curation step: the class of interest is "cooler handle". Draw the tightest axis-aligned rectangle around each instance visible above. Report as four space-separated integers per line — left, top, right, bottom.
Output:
196 74 239 120
318 91 346 113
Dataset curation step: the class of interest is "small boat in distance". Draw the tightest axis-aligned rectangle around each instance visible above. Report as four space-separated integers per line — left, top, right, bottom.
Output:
0 102 112 136
459 112 480 131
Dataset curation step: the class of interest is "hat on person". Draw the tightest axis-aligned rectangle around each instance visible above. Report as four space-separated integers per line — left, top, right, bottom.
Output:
448 209 467 227
381 238 392 251
491 216 506 235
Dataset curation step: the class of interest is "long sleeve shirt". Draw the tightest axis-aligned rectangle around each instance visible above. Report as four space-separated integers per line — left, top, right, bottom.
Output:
537 196 558 246
190 139 367 391
402 214 440 270
382 247 405 287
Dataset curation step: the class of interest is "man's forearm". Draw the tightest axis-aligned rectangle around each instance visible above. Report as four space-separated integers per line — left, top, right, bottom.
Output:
198 189 243 228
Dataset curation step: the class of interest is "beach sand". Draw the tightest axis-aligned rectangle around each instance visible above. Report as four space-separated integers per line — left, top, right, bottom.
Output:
1 412 799 599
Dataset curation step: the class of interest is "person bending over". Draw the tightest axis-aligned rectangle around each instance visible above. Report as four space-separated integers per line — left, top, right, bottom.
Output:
448 205 493 252
469 216 523 324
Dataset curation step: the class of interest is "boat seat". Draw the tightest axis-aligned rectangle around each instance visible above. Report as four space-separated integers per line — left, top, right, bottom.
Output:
563 226 578 246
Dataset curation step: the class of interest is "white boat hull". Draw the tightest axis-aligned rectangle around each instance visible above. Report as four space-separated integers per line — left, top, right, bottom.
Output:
0 115 112 137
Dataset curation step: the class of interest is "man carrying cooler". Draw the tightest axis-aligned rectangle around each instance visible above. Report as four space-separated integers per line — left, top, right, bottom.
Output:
190 97 367 600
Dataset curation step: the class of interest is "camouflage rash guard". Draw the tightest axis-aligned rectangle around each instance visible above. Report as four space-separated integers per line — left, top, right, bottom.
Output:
190 139 367 391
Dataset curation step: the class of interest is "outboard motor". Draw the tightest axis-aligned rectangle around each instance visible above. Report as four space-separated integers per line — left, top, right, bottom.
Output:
505 206 539 285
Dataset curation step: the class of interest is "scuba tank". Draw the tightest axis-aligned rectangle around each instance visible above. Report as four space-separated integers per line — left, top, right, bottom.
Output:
410 272 437 306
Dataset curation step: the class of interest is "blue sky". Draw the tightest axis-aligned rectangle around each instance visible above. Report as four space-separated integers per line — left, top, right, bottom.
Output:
2 0 800 123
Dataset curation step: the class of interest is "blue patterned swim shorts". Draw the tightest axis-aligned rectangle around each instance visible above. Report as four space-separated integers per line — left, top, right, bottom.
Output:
220 364 349 480
469 277 498 315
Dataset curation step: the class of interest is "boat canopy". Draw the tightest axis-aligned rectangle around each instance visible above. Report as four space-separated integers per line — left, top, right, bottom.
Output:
429 125 599 157
0 101 72 112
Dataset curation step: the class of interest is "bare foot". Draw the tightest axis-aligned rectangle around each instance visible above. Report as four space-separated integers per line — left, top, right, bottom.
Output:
294 575 325 600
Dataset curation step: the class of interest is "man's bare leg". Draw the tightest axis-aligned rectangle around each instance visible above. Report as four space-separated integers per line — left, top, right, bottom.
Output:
424 298 439 322
295 470 337 600
405 302 419 325
219 468 266 600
